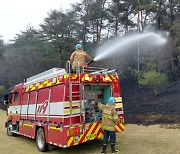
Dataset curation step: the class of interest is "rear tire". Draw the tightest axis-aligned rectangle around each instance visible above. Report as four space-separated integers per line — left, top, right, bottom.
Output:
36 128 48 152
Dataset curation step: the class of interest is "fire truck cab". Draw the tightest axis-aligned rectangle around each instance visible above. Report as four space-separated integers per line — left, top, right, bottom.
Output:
4 62 124 152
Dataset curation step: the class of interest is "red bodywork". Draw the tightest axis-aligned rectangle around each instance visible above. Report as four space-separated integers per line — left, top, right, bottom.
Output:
6 72 124 148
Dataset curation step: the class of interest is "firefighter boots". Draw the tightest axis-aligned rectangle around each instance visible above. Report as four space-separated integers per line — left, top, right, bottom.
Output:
101 144 107 154
111 143 119 154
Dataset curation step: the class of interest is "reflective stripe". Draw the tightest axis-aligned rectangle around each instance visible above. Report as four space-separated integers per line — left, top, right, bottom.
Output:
102 114 118 120
98 104 103 110
113 115 118 119
64 101 80 107
115 97 122 102
81 74 93 82
64 108 80 114
101 125 115 131
24 123 33 127
103 114 113 120
64 74 69 79
49 126 61 131
8 113 20 117
71 74 78 79
115 103 123 108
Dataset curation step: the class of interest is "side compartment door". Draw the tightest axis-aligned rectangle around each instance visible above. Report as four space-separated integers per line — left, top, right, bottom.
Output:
20 92 29 120
28 91 37 121
36 88 50 122
47 84 65 145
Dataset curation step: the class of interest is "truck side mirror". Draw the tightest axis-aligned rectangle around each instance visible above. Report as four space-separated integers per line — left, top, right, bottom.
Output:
4 100 8 105
4 94 9 105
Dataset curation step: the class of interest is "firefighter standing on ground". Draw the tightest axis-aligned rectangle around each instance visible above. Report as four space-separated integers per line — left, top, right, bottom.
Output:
70 44 94 72
98 97 120 154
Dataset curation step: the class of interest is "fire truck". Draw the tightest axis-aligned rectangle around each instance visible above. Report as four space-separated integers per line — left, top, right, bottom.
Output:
4 61 124 152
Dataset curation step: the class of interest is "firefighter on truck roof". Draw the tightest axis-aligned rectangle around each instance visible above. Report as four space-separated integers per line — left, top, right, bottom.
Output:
70 43 94 72
98 97 120 154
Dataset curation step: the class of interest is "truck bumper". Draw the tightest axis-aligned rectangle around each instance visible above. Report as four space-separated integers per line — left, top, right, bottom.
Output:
5 122 7 127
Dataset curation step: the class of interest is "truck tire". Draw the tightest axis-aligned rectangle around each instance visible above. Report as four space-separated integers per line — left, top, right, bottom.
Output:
7 122 14 136
36 127 48 152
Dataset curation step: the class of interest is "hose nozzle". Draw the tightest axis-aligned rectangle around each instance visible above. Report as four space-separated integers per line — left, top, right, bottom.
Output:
88 60 95 65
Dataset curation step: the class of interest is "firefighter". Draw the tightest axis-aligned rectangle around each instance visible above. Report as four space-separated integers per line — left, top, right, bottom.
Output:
70 44 94 72
98 97 120 154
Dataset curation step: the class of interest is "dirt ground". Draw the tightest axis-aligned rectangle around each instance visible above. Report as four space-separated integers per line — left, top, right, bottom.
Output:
0 110 180 154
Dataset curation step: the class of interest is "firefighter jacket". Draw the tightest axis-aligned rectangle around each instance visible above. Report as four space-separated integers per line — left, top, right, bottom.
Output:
70 49 93 70
98 103 120 131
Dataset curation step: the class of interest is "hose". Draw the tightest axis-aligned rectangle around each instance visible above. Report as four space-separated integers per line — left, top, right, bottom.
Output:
88 60 95 65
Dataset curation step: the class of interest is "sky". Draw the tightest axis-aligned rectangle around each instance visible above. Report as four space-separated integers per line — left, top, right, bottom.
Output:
0 0 80 43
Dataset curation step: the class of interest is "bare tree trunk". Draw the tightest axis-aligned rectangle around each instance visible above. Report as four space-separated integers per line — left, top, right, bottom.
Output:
157 0 162 30
125 11 129 34
169 0 173 25
96 20 99 44
82 24 87 46
115 17 118 35
92 22 95 43
97 0 107 45
167 42 179 80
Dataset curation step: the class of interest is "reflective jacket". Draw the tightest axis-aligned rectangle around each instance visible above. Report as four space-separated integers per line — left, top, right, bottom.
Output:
98 103 120 131
70 49 93 70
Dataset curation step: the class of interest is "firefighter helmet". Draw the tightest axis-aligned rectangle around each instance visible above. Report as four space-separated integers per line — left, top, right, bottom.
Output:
107 97 116 105
76 44 83 49
98 91 103 95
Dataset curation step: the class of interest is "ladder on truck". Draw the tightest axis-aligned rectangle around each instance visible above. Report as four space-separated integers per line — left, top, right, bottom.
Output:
66 61 83 126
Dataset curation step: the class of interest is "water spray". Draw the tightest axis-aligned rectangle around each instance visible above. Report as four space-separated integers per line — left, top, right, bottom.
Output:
94 32 167 61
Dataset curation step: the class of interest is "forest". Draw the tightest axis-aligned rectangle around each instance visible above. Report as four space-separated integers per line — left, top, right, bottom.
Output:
0 0 179 100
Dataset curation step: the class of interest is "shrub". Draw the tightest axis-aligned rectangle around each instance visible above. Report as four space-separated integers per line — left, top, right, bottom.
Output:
138 71 168 95
0 85 5 93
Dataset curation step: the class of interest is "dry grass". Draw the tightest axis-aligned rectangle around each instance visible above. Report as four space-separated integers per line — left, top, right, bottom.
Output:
0 109 180 154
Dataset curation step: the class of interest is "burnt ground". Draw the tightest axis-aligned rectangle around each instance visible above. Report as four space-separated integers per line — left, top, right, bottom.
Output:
121 81 180 126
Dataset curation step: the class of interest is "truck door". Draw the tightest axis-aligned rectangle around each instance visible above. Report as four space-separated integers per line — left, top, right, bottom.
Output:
8 91 21 124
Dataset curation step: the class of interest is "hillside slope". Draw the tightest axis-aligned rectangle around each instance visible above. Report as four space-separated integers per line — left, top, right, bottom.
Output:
122 81 180 125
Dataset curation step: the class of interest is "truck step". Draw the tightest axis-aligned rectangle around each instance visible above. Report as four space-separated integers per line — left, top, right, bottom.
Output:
71 84 80 86
11 130 20 134
72 95 81 97
72 91 80 94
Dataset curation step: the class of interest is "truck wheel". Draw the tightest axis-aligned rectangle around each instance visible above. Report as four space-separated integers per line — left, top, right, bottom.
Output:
36 128 48 152
7 122 14 136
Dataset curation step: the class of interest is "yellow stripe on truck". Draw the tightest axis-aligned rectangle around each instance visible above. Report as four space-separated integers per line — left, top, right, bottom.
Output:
120 123 125 130
49 126 61 131
24 123 33 127
84 123 97 142
64 101 81 107
115 103 123 108
67 137 74 147
67 122 104 147
64 108 80 114
115 97 122 102
8 113 20 117
115 125 121 132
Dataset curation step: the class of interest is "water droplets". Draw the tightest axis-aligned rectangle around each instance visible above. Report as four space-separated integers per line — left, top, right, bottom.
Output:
94 32 167 61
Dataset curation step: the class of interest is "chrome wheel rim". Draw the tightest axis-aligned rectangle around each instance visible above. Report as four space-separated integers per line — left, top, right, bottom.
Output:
37 131 44 149
8 124 13 135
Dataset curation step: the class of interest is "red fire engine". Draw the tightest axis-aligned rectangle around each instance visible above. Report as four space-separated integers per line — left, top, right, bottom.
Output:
4 62 124 152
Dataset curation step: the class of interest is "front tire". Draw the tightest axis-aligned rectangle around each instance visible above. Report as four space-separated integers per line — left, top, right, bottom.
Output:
7 122 14 136
36 128 48 152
